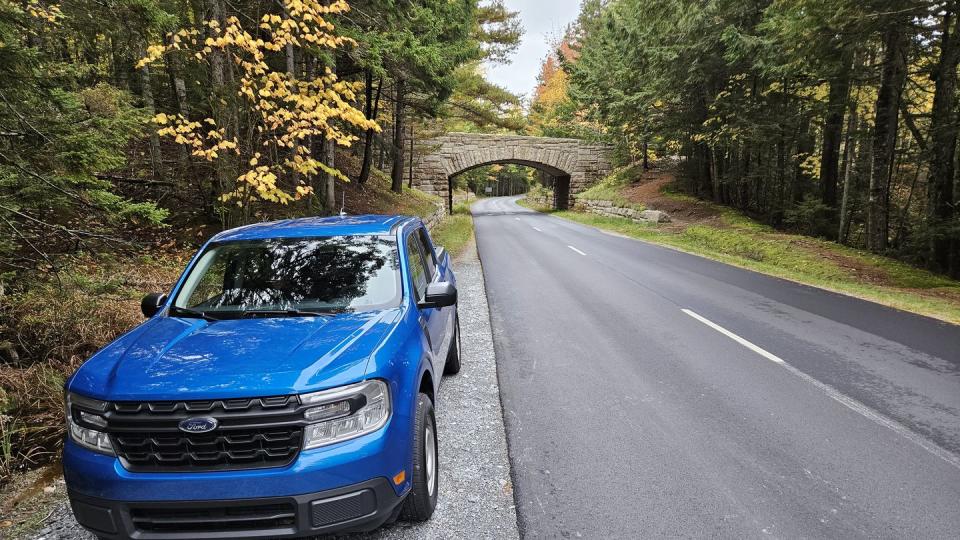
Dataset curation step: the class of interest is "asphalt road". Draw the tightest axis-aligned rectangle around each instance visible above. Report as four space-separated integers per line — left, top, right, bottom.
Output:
473 196 960 539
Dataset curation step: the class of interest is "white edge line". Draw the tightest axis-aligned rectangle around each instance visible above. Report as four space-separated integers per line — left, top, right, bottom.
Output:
533 226 543 232
567 245 586 256
681 308 960 471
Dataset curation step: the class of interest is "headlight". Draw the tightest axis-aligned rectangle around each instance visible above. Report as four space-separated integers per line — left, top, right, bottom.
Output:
300 380 390 449
65 392 115 455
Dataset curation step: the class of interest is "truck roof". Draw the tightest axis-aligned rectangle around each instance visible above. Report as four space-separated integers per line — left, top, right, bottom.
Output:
210 214 417 242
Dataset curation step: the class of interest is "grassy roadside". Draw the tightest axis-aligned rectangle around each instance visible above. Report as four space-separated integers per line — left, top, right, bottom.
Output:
430 203 475 258
519 199 960 325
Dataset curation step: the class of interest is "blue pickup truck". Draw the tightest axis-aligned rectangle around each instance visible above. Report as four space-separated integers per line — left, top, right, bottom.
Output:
62 215 460 539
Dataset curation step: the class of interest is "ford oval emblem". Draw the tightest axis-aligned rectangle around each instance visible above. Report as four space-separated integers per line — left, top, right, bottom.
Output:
178 417 219 434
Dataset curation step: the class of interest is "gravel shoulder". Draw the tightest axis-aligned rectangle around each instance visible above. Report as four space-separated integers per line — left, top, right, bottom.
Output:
14 238 518 540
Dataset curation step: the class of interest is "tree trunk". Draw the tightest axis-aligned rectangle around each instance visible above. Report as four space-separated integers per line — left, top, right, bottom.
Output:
928 6 960 275
794 115 814 203
163 42 192 178
378 129 387 170
323 63 337 212
709 146 721 203
139 57 162 182
838 103 859 244
283 3 300 190
408 123 414 189
391 79 406 194
773 129 786 226
820 48 853 209
165 52 190 117
358 73 382 184
206 0 229 224
867 24 908 252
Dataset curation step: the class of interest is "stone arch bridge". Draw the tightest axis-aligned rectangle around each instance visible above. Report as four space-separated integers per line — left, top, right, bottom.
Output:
411 133 612 212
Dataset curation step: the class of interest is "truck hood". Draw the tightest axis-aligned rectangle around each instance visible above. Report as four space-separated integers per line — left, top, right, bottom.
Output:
68 309 402 400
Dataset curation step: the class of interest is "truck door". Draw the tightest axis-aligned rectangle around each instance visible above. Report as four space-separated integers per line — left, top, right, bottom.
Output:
417 226 454 360
405 230 447 376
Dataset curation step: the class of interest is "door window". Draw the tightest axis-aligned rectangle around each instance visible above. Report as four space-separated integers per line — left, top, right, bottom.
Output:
417 227 437 279
405 234 428 302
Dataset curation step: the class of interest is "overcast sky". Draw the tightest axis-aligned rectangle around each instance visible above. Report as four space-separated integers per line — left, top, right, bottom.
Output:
483 0 582 101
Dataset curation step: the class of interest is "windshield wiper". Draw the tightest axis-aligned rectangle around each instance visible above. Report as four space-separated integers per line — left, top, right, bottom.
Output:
239 308 343 318
168 305 222 322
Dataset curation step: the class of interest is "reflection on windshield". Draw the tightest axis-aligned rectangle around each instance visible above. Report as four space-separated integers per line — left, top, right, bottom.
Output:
172 235 400 316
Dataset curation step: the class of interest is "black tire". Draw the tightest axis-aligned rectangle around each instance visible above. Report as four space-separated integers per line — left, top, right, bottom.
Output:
400 393 438 522
443 314 461 375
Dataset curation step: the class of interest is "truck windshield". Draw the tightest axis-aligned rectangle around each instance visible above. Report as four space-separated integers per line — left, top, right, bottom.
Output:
171 235 400 317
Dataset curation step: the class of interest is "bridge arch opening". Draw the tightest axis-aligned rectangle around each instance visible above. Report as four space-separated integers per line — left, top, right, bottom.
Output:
448 160 571 212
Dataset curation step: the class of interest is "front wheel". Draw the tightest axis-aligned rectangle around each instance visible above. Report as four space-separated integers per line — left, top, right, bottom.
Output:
400 393 438 522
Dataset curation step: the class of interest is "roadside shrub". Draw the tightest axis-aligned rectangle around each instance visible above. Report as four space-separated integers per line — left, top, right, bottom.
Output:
0 254 185 482
1 362 68 480
784 196 835 238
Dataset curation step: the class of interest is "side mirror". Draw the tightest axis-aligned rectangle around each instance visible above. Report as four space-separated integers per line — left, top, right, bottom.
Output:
141 293 168 318
418 282 457 310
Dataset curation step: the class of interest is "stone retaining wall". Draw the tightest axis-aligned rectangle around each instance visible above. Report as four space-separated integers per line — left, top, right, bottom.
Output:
524 192 550 207
576 199 671 224
422 204 445 230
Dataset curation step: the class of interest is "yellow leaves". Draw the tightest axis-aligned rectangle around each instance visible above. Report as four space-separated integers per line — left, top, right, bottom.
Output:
140 0 372 209
27 1 63 24
223 167 303 205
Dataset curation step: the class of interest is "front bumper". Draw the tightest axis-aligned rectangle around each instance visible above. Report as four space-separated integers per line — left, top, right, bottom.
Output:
63 410 413 538
68 477 404 539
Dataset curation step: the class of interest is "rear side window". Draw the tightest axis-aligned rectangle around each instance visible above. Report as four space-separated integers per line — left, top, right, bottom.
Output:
405 234 428 302
417 227 437 279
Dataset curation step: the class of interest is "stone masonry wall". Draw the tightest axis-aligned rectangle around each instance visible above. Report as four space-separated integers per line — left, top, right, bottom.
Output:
422 204 444 231
576 199 671 224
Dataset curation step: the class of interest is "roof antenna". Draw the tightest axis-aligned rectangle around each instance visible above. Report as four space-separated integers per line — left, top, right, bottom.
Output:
339 189 347 217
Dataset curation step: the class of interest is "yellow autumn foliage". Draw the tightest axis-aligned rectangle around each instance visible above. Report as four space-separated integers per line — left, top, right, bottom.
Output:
138 0 378 207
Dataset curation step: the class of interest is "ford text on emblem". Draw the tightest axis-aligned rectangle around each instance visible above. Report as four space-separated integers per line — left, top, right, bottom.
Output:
178 417 219 433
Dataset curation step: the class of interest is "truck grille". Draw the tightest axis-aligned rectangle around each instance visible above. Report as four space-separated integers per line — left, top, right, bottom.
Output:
103 396 304 472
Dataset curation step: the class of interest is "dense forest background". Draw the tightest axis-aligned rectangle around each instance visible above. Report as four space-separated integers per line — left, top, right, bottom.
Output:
527 0 960 279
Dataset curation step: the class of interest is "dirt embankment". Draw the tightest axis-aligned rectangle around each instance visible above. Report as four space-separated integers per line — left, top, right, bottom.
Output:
618 168 723 230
